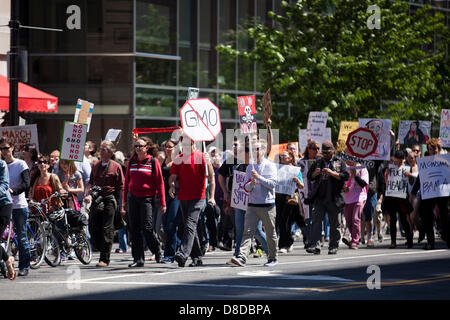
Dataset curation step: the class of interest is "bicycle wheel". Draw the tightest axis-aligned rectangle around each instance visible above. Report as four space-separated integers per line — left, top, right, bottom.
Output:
28 218 47 269
44 230 61 267
74 231 92 265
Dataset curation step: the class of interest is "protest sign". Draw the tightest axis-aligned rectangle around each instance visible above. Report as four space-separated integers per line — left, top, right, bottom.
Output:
180 98 221 141
0 124 39 154
105 129 122 143
359 118 391 161
385 164 408 198
268 142 298 162
74 99 94 132
262 89 272 126
440 109 450 148
299 127 331 152
230 171 249 210
237 95 257 134
398 120 431 145
276 164 301 196
337 121 359 152
298 129 308 154
60 122 88 162
307 112 328 131
416 154 450 200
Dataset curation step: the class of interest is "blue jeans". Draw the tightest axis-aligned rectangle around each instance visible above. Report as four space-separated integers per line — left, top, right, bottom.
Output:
234 208 268 257
162 195 181 258
118 227 127 252
12 207 31 271
322 213 330 239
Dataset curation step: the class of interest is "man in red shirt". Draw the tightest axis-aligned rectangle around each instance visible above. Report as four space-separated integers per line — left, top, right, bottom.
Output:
169 135 215 267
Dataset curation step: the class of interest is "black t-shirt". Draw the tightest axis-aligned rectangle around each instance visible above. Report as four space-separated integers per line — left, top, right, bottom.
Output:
218 156 248 192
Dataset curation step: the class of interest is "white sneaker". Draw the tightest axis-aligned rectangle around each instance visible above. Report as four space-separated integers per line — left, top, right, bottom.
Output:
278 248 288 254
264 259 278 267
287 245 294 252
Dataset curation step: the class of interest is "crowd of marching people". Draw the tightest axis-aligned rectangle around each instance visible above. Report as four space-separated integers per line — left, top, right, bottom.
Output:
0 128 449 281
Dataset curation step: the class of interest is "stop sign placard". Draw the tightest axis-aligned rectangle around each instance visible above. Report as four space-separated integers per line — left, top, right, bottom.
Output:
346 127 378 158
180 98 221 141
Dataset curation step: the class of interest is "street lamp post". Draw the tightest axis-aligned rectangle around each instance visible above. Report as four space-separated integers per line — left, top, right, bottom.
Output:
8 0 19 126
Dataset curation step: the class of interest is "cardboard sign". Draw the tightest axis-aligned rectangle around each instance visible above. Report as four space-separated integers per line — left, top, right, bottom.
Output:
385 164 408 199
417 154 450 200
237 95 257 134
230 171 249 210
359 118 391 161
398 120 431 145
74 99 94 132
60 122 88 162
275 164 301 196
440 109 450 148
0 124 39 154
337 121 359 152
262 89 272 126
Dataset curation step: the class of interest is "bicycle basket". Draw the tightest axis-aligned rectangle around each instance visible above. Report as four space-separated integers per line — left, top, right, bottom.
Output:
48 208 65 222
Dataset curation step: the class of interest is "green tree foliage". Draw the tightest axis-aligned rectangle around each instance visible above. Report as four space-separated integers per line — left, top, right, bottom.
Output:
217 0 449 142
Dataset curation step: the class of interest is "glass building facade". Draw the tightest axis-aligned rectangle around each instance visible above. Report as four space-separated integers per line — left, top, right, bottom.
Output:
15 0 449 153
17 0 282 153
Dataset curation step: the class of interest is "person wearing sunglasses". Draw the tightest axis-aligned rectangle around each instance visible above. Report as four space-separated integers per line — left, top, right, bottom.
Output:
0 138 31 276
306 141 349 255
29 154 65 214
122 136 165 267
84 140 124 267
298 140 321 248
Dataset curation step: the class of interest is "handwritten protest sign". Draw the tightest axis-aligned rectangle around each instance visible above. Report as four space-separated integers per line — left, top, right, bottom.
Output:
416 155 450 200
385 164 408 198
74 99 94 132
299 127 331 152
0 124 39 153
398 120 431 145
105 129 122 143
337 121 359 152
440 109 450 148
276 164 301 196
60 122 88 162
230 171 249 210
359 118 391 161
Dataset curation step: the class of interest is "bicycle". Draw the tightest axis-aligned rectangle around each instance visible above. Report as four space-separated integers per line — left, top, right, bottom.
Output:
28 194 62 267
44 192 92 265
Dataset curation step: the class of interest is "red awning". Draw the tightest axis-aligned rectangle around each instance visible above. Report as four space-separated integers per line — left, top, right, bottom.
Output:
0 75 58 113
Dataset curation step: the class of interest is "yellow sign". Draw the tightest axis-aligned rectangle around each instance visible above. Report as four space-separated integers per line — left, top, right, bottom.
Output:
337 121 359 151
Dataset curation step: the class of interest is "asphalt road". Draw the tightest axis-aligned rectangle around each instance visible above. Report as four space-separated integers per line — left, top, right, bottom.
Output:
1 234 449 303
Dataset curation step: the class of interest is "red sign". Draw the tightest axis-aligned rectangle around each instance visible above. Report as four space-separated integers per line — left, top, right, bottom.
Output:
237 95 257 134
346 128 378 158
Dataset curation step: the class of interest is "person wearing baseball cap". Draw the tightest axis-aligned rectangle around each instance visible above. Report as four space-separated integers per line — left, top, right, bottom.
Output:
306 141 349 255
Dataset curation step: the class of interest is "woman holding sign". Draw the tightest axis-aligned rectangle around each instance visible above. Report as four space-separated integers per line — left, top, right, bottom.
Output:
383 150 414 249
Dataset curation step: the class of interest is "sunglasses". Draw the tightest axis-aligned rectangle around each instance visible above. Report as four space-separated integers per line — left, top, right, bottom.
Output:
309 147 319 151
412 149 420 152
38 160 48 165
134 145 145 149
0 146 10 151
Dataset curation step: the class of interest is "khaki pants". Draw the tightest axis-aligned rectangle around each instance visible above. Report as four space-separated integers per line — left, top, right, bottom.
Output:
238 205 278 261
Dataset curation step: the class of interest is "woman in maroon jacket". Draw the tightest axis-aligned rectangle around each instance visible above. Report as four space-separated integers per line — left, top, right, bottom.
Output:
122 136 166 267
